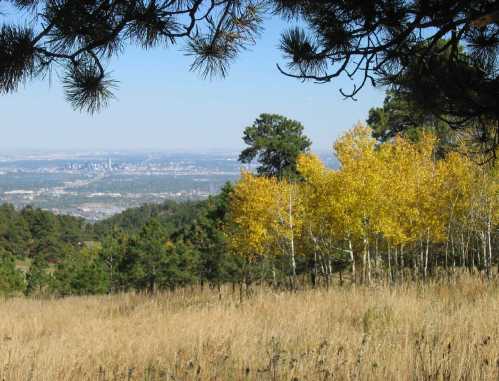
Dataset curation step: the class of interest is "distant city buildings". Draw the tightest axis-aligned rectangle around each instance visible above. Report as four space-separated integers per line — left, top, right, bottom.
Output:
0 152 244 221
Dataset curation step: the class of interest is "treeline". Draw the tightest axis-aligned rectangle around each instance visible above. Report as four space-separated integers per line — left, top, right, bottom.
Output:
0 204 92 295
0 186 247 296
0 204 92 259
228 124 498 287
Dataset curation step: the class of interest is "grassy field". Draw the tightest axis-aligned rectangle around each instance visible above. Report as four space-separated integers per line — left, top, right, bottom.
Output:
1 277 499 380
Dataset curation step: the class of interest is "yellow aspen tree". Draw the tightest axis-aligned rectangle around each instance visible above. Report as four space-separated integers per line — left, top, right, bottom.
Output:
333 123 387 283
227 172 275 261
228 172 306 286
297 153 340 285
270 179 305 286
468 164 498 277
399 133 445 279
374 136 420 280
437 151 475 270
230 125 497 286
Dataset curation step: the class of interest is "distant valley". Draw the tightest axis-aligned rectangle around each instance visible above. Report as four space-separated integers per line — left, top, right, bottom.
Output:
0 151 243 221
0 150 338 221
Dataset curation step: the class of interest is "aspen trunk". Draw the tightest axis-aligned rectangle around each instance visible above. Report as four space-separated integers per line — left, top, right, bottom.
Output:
472 240 476 270
419 238 424 280
480 232 488 278
424 229 430 280
451 234 456 275
318 253 328 287
362 236 368 284
461 232 465 268
312 250 318 288
366 240 371 285
290 251 297 287
309 228 319 287
348 238 356 284
288 191 297 288
413 250 418 282
387 243 392 283
445 230 449 273
393 246 398 282
487 209 492 279
400 245 405 282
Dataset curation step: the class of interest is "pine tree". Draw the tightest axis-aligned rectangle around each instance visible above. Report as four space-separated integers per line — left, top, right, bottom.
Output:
0 248 26 295
25 255 50 296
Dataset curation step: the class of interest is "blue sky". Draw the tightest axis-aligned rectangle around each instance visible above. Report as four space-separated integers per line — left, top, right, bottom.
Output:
0 9 385 152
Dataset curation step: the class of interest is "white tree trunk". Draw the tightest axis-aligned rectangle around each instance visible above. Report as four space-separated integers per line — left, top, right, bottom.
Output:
424 229 430 280
348 238 355 284
288 191 297 287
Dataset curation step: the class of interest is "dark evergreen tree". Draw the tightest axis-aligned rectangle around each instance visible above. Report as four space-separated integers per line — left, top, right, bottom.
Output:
0 248 25 295
94 200 201 236
99 227 128 293
124 219 181 293
203 183 244 285
25 255 50 296
58 215 89 245
239 113 312 179
51 248 110 296
0 204 31 257
32 236 66 262
176 208 235 287
21 207 57 240
367 90 457 158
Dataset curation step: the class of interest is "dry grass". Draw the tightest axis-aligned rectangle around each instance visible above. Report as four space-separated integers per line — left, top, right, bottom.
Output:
1 278 499 380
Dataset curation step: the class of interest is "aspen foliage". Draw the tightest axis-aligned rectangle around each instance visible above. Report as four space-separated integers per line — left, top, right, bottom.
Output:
228 124 498 283
227 172 275 261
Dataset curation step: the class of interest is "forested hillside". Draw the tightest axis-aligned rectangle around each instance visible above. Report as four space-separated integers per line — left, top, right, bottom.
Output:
0 183 244 296
93 200 210 236
0 204 92 261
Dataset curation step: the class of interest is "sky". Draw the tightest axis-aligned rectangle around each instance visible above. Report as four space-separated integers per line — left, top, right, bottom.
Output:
0 8 385 152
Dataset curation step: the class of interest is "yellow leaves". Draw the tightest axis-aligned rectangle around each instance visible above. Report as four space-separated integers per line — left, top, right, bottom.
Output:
297 153 326 182
227 172 305 260
333 123 387 239
334 122 376 169
164 240 175 250
227 172 276 259
466 164 499 230
227 124 496 260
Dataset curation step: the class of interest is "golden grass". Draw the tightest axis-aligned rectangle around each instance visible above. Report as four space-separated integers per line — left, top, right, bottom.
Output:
1 278 499 380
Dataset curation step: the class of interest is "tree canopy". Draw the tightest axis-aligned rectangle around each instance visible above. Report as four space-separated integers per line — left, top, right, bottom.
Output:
239 113 311 179
0 0 264 112
2 1 497 109
366 89 457 158
275 1 498 95
275 1 498 158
